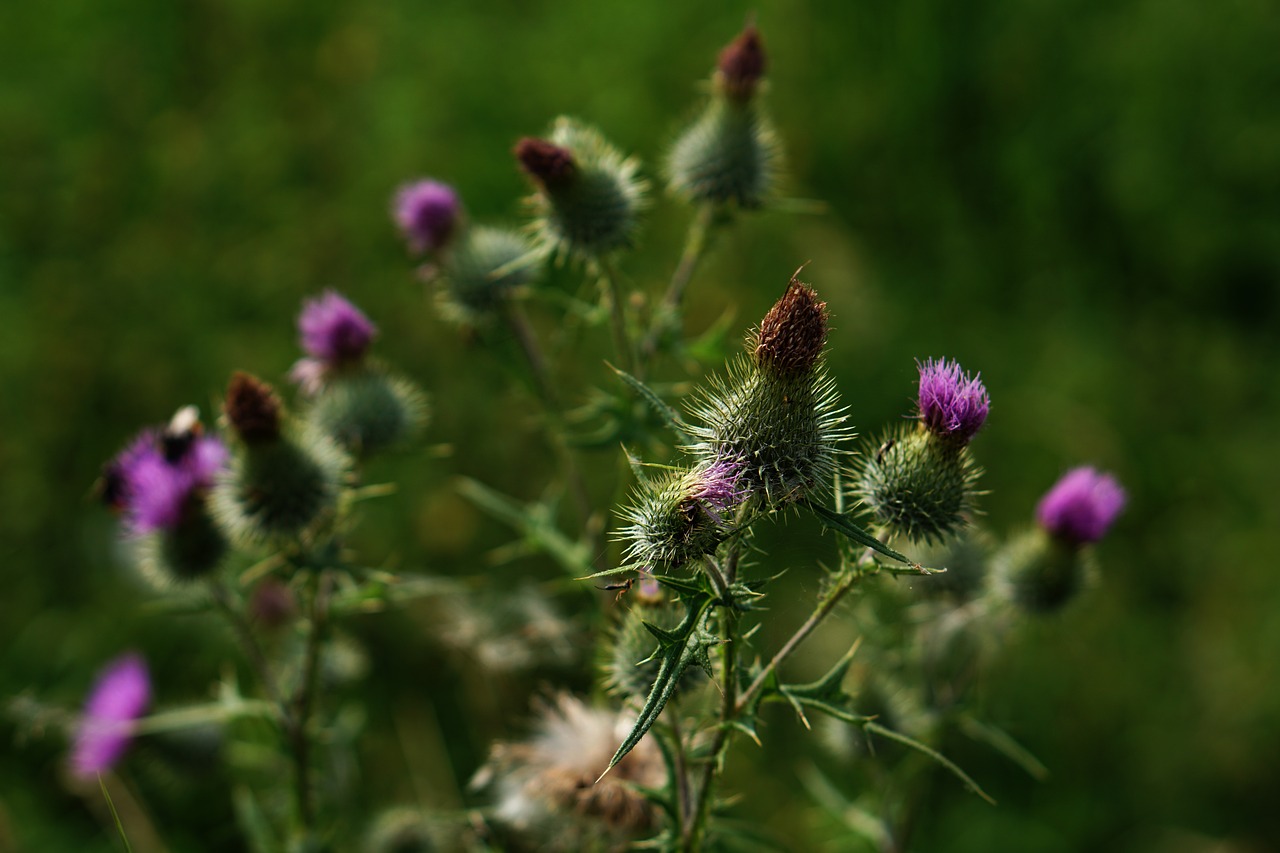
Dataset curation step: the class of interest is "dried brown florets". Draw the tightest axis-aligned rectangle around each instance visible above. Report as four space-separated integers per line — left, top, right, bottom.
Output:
752 275 828 377
225 371 282 443
717 24 767 101
514 137 577 189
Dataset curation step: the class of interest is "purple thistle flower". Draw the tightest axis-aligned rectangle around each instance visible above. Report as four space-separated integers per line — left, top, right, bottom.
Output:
393 179 461 254
71 654 151 778
297 290 377 364
105 414 228 534
691 457 747 512
1037 466 1126 546
917 358 990 445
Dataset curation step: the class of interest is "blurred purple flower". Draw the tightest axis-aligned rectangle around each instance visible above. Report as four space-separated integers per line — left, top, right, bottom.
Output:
393 179 461 254
1037 466 1126 545
105 414 227 534
917 358 989 445
71 654 151 778
297 290 377 364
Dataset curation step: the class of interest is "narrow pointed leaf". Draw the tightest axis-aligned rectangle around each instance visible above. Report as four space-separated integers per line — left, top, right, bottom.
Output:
601 599 716 779
610 364 695 445
959 714 1049 781
864 721 995 804
803 500 915 566
456 477 593 576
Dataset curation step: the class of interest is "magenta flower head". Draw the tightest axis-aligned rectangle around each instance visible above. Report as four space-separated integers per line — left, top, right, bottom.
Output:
104 408 228 535
393 179 461 254
917 358 990 446
1037 466 1126 546
297 290 377 365
71 654 151 778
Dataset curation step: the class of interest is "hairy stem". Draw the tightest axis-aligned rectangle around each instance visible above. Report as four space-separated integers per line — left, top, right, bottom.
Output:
209 582 283 711
290 568 332 834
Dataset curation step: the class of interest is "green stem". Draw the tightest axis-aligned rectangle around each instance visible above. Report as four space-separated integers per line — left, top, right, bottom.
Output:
641 203 716 366
210 582 283 711
682 602 738 852
598 256 635 376
500 301 596 539
290 568 331 835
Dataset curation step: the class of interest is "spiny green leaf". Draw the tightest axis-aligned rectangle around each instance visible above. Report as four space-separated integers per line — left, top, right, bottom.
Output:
655 572 713 599
610 364 695 445
601 598 717 779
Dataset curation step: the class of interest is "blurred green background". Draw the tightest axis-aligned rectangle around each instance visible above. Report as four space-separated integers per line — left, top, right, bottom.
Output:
2 0 1277 850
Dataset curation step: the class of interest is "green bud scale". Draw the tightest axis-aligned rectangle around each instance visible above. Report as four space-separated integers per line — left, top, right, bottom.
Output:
307 366 428 458
433 225 537 325
133 499 229 588
851 424 982 544
617 460 743 570
993 528 1092 613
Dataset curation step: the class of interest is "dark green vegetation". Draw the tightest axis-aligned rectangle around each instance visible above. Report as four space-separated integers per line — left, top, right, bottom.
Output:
2 0 1277 849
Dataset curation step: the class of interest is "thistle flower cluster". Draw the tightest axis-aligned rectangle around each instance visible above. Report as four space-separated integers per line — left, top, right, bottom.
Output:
619 274 849 574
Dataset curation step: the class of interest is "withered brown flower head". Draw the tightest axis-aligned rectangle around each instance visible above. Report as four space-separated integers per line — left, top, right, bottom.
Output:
225 371 282 443
514 137 577 189
717 24 767 101
752 274 828 377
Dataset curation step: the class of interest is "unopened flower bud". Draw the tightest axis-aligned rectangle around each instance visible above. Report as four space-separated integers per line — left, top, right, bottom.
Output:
668 24 780 208
1036 466 1126 547
716 24 767 102
393 179 461 255
431 226 538 326
994 528 1089 613
518 117 648 262
249 578 297 631
307 368 428 458
225 372 283 444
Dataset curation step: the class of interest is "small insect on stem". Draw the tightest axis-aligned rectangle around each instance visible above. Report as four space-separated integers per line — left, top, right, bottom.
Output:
597 577 635 601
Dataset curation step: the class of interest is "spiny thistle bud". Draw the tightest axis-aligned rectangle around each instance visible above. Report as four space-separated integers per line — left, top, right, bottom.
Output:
716 24 767 102
851 424 982 544
617 458 746 570
993 527 1090 613
917 358 989 449
215 374 348 546
225 372 283 444
667 24 780 208
431 225 538 326
1036 466 1126 547
307 368 428 458
517 117 648 262
102 408 230 583
690 274 849 507
392 179 461 255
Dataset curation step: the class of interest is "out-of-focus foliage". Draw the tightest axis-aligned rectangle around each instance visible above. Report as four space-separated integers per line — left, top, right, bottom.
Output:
1 0 1276 849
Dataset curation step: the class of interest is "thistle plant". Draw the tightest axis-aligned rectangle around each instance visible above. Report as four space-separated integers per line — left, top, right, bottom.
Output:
19 19 1133 853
